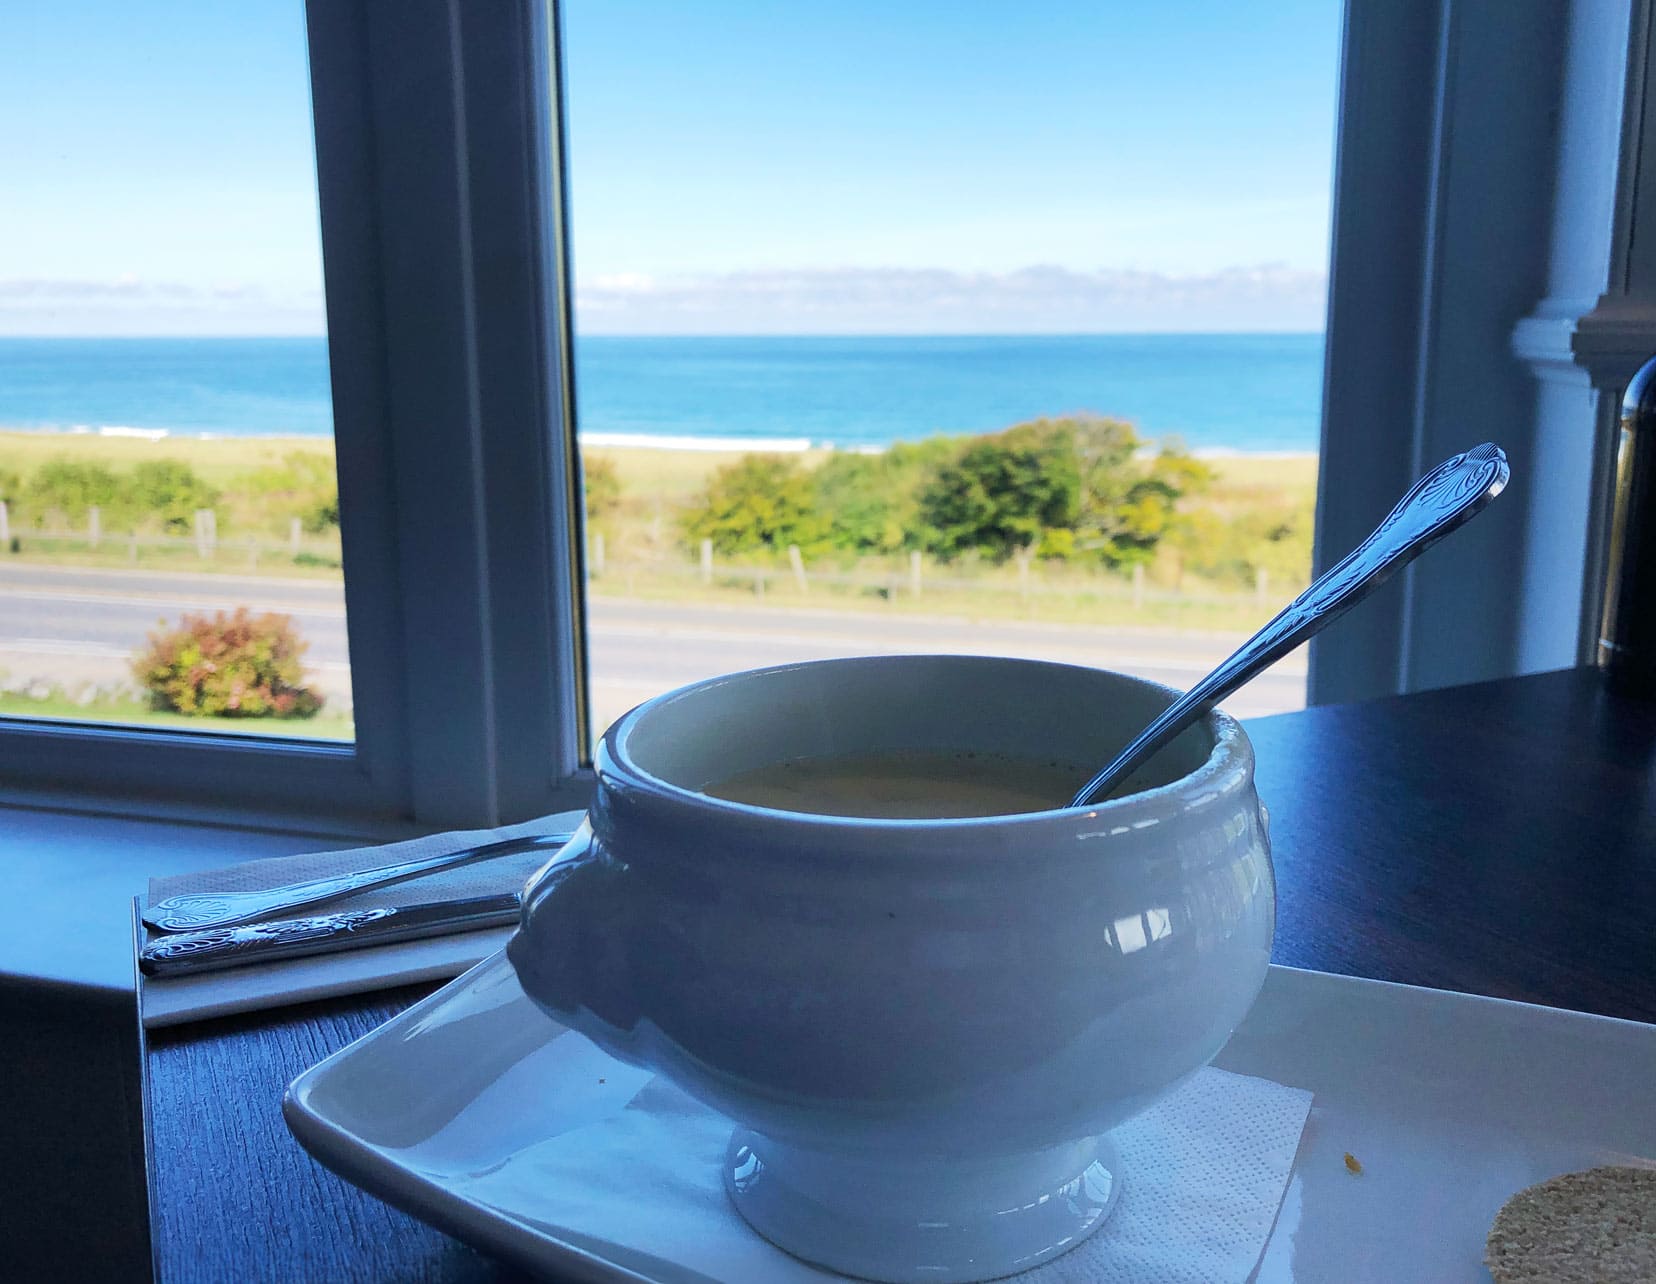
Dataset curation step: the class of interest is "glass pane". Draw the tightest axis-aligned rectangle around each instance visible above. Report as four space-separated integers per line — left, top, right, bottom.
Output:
564 3 1336 740
0 3 351 740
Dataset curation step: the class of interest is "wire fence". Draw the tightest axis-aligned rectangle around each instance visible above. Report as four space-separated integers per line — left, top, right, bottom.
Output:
0 502 1306 629
588 535 1306 628
0 501 341 570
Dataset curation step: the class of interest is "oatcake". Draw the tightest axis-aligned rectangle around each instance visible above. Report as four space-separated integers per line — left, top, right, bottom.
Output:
1486 1166 1656 1283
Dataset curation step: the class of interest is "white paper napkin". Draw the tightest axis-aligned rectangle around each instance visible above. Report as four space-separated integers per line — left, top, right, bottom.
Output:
140 809 585 1028
462 1062 1313 1283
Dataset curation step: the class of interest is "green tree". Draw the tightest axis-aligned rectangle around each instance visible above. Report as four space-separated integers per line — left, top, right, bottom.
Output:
235 451 338 534
811 437 958 555
682 454 827 555
1176 498 1311 587
917 419 1080 560
27 458 120 522
1073 419 1214 568
125 459 221 534
583 455 622 525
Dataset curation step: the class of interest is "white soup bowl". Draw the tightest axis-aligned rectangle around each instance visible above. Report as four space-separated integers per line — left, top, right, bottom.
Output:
508 655 1274 1283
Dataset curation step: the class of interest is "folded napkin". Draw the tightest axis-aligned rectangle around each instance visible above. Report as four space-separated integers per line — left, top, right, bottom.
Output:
140 809 585 1028
463 1059 1313 1283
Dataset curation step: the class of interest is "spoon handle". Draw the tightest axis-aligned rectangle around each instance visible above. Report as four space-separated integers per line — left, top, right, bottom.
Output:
142 830 577 932
1069 443 1510 808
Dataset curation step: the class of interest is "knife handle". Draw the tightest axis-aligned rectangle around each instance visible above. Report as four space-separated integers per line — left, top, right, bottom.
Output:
139 896 521 978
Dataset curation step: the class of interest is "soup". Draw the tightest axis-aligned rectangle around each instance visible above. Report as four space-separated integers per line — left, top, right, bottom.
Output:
702 748 1086 819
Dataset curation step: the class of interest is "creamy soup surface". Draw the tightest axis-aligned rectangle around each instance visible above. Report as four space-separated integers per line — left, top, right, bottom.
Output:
701 748 1086 819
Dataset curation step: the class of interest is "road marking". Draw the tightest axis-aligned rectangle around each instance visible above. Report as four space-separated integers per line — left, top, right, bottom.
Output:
0 588 344 615
0 639 351 670
586 624 1306 675
0 638 131 658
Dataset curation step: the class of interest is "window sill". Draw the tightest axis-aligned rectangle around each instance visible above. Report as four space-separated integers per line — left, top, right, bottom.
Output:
0 799 415 995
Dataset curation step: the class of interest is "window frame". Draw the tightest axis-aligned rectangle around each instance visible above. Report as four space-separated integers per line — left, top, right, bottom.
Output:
1312 0 1653 705
0 0 592 830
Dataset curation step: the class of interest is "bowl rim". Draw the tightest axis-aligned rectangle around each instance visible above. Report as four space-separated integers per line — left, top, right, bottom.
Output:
597 654 1255 838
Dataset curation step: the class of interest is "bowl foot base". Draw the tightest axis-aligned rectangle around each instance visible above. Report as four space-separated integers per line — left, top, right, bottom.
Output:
723 1128 1120 1284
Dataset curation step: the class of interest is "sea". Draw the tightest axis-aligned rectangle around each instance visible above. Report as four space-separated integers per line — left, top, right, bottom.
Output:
0 334 1322 454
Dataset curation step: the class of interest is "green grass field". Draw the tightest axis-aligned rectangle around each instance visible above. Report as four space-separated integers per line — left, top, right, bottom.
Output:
0 428 336 486
1 427 1318 627
0 690 354 740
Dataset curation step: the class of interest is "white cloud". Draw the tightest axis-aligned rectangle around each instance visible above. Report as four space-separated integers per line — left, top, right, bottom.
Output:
0 265 1328 336
0 276 324 335
574 264 1327 334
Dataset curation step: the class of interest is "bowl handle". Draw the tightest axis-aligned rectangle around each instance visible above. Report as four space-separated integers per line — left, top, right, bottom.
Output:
508 823 642 1039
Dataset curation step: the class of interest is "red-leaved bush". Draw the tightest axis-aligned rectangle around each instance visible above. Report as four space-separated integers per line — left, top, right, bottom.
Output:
131 608 324 718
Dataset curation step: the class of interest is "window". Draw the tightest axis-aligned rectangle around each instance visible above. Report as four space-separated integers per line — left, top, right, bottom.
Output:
0 3 353 744
0 1 1646 825
0 1 587 827
562 3 1340 733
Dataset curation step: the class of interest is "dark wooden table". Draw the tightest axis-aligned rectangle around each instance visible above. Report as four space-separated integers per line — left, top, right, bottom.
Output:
145 666 1656 1282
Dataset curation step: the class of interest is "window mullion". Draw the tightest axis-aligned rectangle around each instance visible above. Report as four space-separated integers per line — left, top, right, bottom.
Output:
342 0 587 828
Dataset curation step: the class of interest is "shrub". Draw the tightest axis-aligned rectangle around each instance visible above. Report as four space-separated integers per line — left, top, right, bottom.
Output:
1079 430 1216 569
28 458 120 522
126 459 220 534
131 608 324 718
583 454 622 525
681 454 827 556
235 451 339 534
918 419 1081 560
811 437 958 555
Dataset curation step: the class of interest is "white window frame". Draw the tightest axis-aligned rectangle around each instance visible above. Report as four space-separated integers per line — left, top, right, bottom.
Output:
1313 0 1655 705
0 0 592 831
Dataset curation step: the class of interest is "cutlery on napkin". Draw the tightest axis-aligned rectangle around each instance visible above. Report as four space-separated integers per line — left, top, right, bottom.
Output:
139 891 525 978
139 809 584 1028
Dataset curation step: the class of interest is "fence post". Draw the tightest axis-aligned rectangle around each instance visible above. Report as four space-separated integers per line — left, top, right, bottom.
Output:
1255 566 1269 606
1016 549 1032 602
194 509 216 559
909 550 922 597
787 544 808 593
289 516 303 557
1132 562 1144 609
128 532 138 563
248 538 260 569
754 568 766 598
0 500 9 548
700 538 713 585
591 532 606 578
88 505 101 549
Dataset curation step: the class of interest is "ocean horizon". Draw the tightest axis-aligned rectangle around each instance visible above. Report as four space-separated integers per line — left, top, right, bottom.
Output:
0 333 1325 454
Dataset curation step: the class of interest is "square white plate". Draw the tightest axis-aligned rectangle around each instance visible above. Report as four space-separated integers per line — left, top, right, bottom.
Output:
284 955 1656 1283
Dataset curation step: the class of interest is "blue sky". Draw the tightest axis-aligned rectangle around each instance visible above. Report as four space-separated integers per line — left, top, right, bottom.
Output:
0 1 1340 336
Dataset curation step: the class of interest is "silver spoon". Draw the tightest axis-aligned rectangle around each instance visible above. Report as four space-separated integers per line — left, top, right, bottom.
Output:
142 829 578 932
1070 442 1510 808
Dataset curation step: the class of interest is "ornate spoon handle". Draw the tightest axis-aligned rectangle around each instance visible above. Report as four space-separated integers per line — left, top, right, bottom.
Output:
139 892 522 977
142 829 576 932
1070 442 1510 808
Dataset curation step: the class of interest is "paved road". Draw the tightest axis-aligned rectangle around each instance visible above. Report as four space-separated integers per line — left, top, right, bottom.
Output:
0 562 1307 730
